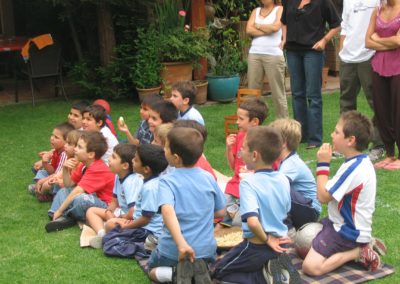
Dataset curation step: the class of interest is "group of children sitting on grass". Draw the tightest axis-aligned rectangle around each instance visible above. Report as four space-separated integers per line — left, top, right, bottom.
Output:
28 80 386 284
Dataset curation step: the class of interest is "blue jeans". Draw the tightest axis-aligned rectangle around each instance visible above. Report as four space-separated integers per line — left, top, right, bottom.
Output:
48 187 107 221
286 50 324 146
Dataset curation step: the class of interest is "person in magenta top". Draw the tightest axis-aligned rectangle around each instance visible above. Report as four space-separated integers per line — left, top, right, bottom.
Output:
365 0 400 170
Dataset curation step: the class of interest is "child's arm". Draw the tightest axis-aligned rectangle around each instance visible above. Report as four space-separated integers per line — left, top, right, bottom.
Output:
62 158 78 188
117 119 140 145
118 215 151 230
162 204 195 262
120 207 134 220
226 134 237 170
247 216 290 253
316 143 334 204
214 208 226 219
53 186 85 220
41 151 55 174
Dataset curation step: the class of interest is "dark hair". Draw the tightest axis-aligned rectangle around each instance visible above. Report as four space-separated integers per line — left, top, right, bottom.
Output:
83 105 106 127
55 122 75 140
239 98 268 124
79 132 108 159
173 119 208 142
136 144 168 176
141 93 163 108
167 127 203 167
150 100 178 123
114 144 136 172
71 100 90 114
340 111 372 151
171 81 197 106
246 126 282 164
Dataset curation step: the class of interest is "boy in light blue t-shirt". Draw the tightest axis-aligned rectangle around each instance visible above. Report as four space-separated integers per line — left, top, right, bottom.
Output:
213 126 300 284
105 144 168 241
148 127 225 284
86 144 143 248
270 118 321 230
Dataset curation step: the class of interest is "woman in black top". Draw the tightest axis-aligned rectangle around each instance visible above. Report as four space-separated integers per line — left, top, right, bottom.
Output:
281 0 341 148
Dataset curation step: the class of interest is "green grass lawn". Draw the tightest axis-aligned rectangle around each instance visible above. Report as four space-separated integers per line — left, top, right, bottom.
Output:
0 92 397 283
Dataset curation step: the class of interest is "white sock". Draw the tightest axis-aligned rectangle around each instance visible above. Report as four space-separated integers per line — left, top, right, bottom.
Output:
154 267 173 282
98 229 105 237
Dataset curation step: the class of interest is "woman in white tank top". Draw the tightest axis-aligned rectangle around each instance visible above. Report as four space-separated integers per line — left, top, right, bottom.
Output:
246 0 288 118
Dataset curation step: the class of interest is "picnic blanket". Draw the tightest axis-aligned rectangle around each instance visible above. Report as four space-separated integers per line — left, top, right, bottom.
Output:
134 248 395 284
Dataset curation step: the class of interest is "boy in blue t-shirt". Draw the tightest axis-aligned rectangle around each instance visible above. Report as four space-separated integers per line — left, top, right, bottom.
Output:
104 144 168 241
213 126 300 284
270 118 321 230
148 127 226 284
85 144 143 249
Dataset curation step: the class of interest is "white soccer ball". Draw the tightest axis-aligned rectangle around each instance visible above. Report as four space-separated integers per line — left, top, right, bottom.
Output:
294 222 323 259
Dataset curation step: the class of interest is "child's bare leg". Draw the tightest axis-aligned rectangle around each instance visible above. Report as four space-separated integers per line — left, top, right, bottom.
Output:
149 267 173 283
302 247 359 276
86 207 108 234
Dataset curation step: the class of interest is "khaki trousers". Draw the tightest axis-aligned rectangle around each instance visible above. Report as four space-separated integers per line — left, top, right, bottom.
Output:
247 53 288 118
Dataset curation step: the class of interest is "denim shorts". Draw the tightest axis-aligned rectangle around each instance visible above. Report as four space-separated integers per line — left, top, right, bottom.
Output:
148 248 178 269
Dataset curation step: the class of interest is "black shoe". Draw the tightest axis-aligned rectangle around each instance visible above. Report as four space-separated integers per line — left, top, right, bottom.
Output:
45 216 76 233
278 253 301 284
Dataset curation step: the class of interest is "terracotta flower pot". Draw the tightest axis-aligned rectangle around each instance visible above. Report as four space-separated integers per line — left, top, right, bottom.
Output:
194 80 208 105
136 86 161 102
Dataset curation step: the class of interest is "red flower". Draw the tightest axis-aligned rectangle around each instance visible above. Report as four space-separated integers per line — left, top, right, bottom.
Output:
179 10 186 17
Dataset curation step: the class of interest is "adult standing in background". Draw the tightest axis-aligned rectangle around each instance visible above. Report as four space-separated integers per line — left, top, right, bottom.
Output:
365 0 400 170
339 0 385 162
246 0 289 119
281 0 341 149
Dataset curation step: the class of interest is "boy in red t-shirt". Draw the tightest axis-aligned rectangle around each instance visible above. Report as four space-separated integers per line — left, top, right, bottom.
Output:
29 123 74 198
218 98 268 228
45 131 115 232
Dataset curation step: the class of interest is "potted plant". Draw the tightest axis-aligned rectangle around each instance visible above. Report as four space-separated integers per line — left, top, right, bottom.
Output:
193 80 209 105
206 22 247 102
155 0 210 86
131 28 162 102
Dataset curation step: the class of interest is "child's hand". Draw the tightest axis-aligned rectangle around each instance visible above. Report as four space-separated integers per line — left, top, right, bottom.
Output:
178 243 196 262
41 151 52 163
117 118 129 133
33 160 42 170
226 134 237 148
266 235 291 253
317 143 333 163
63 158 78 169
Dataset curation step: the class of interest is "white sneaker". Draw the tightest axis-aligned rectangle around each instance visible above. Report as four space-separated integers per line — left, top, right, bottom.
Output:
263 258 290 284
89 235 103 249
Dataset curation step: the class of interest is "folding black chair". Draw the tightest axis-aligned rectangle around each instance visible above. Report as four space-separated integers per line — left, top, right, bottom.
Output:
15 42 68 106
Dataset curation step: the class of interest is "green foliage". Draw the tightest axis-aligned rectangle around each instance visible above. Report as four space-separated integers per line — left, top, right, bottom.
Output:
208 24 247 76
155 0 189 34
212 0 258 20
131 28 162 89
158 28 210 64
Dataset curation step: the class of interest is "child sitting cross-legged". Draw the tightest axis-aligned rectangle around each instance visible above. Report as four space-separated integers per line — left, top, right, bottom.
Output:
270 118 321 231
148 127 226 284
45 132 115 232
103 144 168 246
86 143 143 249
29 122 74 201
302 111 383 276
212 126 300 284
34 130 83 199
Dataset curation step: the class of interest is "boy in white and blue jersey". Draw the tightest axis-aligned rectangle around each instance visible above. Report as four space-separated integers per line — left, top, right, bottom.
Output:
303 111 382 276
105 144 168 241
213 126 299 284
270 118 321 229
148 127 225 284
86 144 142 248
169 81 205 125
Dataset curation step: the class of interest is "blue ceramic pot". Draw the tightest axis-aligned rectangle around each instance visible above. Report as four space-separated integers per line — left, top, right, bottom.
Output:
206 74 240 102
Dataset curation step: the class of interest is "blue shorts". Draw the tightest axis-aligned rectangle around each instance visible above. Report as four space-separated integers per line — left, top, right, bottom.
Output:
212 240 278 284
312 218 360 258
148 248 178 269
